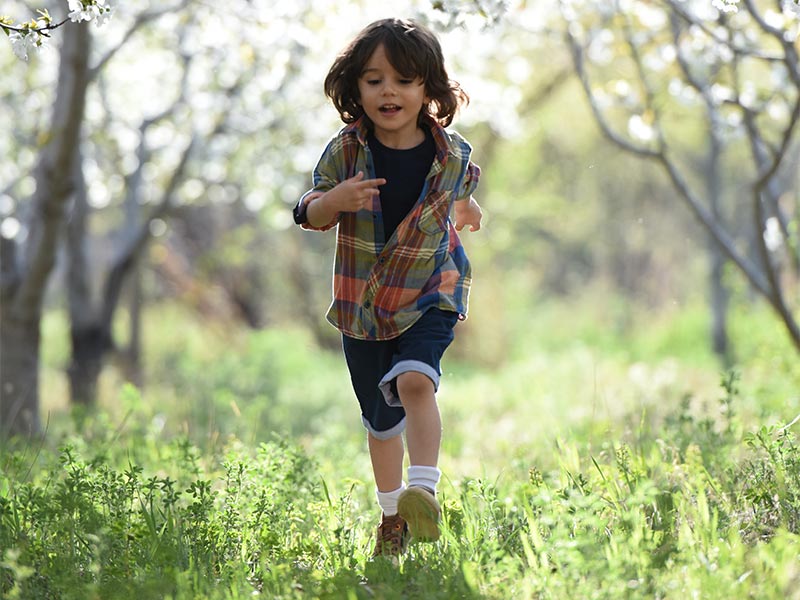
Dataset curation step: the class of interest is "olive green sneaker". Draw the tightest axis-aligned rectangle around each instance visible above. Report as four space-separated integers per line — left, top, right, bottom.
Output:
397 486 441 542
372 513 409 558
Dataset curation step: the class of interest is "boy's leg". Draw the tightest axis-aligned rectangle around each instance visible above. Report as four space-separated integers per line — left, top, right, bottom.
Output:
368 432 404 492
342 334 411 556
395 372 443 541
396 371 440 467
369 432 409 558
378 309 459 542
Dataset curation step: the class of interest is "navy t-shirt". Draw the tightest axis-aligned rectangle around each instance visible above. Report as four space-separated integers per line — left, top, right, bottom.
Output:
368 126 435 243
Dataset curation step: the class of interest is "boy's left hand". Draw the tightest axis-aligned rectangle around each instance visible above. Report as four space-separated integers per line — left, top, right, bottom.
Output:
454 196 483 232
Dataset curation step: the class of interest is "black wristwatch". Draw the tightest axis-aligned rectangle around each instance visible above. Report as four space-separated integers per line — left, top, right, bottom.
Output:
293 199 308 224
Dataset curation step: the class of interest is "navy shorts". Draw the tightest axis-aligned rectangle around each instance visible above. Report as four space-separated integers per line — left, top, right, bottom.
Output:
342 308 459 440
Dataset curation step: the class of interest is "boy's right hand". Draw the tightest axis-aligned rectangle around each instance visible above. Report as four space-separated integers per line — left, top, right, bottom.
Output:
325 171 385 213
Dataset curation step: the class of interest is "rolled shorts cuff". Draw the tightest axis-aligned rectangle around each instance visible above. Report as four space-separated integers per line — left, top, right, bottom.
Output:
362 415 406 440
378 360 441 407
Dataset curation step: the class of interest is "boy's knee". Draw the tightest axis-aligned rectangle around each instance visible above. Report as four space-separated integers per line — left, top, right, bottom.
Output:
396 371 434 402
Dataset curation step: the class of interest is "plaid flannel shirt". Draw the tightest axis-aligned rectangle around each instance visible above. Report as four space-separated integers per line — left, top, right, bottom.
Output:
295 114 480 341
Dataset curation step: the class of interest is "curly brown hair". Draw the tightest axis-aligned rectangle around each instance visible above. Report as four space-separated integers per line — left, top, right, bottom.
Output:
324 18 468 128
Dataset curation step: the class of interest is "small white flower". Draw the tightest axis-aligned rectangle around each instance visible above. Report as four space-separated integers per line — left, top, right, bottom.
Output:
95 4 114 26
9 31 38 61
68 0 103 23
68 4 90 22
712 0 740 13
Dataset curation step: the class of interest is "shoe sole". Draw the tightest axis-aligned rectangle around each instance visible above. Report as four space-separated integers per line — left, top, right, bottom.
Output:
397 487 441 542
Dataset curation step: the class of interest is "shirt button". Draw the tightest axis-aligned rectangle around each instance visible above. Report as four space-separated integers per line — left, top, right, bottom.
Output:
364 301 372 309
379 257 386 264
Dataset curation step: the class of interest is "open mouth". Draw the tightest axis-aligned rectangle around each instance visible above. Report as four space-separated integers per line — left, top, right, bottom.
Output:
379 104 401 114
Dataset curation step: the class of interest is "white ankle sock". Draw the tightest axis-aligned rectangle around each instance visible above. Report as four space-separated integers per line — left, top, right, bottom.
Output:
376 483 406 516
407 465 441 494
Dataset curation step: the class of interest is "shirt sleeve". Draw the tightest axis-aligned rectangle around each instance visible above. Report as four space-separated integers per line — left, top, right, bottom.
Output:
294 137 343 231
455 160 481 201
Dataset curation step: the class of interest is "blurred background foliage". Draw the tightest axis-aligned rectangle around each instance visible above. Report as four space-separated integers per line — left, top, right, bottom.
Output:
0 0 798 435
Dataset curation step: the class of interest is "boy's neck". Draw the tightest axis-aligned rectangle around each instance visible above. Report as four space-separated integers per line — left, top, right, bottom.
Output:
372 125 426 150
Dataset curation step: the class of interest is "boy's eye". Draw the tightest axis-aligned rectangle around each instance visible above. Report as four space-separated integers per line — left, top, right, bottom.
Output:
399 79 414 85
366 79 381 85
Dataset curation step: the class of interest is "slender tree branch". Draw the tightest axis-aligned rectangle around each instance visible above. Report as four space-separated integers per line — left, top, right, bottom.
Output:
752 177 800 348
101 134 197 328
562 23 660 158
619 3 666 152
656 151 772 296
727 25 800 269
89 1 191 80
663 0 784 62
0 18 69 35
98 46 194 330
562 0 773 296
742 0 800 85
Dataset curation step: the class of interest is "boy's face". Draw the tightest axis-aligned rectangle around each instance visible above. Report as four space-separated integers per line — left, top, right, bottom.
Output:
357 44 429 148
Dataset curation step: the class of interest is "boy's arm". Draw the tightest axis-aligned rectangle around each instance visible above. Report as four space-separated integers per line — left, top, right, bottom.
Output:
297 171 386 230
453 160 482 232
293 190 326 228
293 137 344 231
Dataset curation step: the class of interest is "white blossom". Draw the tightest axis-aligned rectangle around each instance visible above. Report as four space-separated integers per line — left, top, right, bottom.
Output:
712 0 740 13
6 1 114 60
9 31 39 61
68 0 112 24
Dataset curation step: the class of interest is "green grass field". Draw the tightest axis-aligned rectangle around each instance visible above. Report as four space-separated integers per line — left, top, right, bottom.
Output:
2 300 799 599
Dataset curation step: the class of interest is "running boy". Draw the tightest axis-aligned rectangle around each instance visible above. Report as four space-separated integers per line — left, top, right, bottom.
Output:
293 18 482 558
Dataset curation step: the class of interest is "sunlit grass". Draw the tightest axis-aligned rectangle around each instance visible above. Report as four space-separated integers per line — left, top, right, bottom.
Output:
18 298 800 598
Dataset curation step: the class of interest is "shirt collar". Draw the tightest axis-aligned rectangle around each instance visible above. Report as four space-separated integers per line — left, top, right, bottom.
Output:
345 114 454 165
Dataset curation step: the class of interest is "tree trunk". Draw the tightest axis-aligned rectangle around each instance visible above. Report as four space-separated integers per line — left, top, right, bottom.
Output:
124 266 144 388
0 313 41 437
63 132 195 404
65 145 103 406
67 324 112 406
706 109 731 365
0 24 91 436
709 244 730 363
114 266 144 389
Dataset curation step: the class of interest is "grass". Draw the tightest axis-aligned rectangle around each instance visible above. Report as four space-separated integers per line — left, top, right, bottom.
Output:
3 299 800 598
